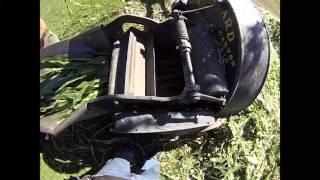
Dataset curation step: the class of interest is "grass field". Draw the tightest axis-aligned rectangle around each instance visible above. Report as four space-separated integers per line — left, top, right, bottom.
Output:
252 0 280 18
40 0 280 179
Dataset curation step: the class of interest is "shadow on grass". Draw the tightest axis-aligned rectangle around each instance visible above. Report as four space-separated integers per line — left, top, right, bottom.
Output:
41 103 256 179
40 115 201 178
41 117 235 179
242 117 258 141
196 125 234 179
40 117 116 176
138 0 171 18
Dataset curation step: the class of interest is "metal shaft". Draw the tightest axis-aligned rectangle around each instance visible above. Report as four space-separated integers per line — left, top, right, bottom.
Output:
175 15 196 86
181 51 195 85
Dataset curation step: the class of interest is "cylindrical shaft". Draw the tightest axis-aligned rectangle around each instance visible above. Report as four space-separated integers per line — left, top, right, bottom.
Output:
176 17 196 86
181 51 195 85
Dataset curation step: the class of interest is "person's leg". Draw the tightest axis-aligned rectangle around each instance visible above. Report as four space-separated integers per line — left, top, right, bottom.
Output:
133 156 160 180
96 158 131 178
95 150 134 179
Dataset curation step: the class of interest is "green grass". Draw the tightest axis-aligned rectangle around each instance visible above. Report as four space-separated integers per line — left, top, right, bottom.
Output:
40 153 91 180
40 0 280 179
251 0 280 18
41 0 125 40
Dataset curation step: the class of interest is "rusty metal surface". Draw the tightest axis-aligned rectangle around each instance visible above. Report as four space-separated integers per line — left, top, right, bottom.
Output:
189 24 229 97
124 31 146 96
145 34 156 96
40 105 107 136
40 39 69 59
108 41 121 95
214 0 270 116
40 15 161 61
111 111 215 133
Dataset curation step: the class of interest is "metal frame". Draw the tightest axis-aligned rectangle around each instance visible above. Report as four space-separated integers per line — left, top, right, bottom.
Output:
40 0 270 136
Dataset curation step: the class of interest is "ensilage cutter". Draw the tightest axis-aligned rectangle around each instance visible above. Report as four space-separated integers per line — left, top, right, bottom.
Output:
40 0 270 136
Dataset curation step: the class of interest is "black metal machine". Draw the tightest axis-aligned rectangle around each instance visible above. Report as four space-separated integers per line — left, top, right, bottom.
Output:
40 0 269 136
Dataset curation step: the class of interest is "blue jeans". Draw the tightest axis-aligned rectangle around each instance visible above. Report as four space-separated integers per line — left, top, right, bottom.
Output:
94 156 160 180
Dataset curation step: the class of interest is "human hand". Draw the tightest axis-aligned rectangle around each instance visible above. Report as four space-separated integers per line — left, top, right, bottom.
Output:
40 18 48 48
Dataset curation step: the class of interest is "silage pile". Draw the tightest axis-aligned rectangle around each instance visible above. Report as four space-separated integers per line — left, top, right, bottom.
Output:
40 56 109 121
